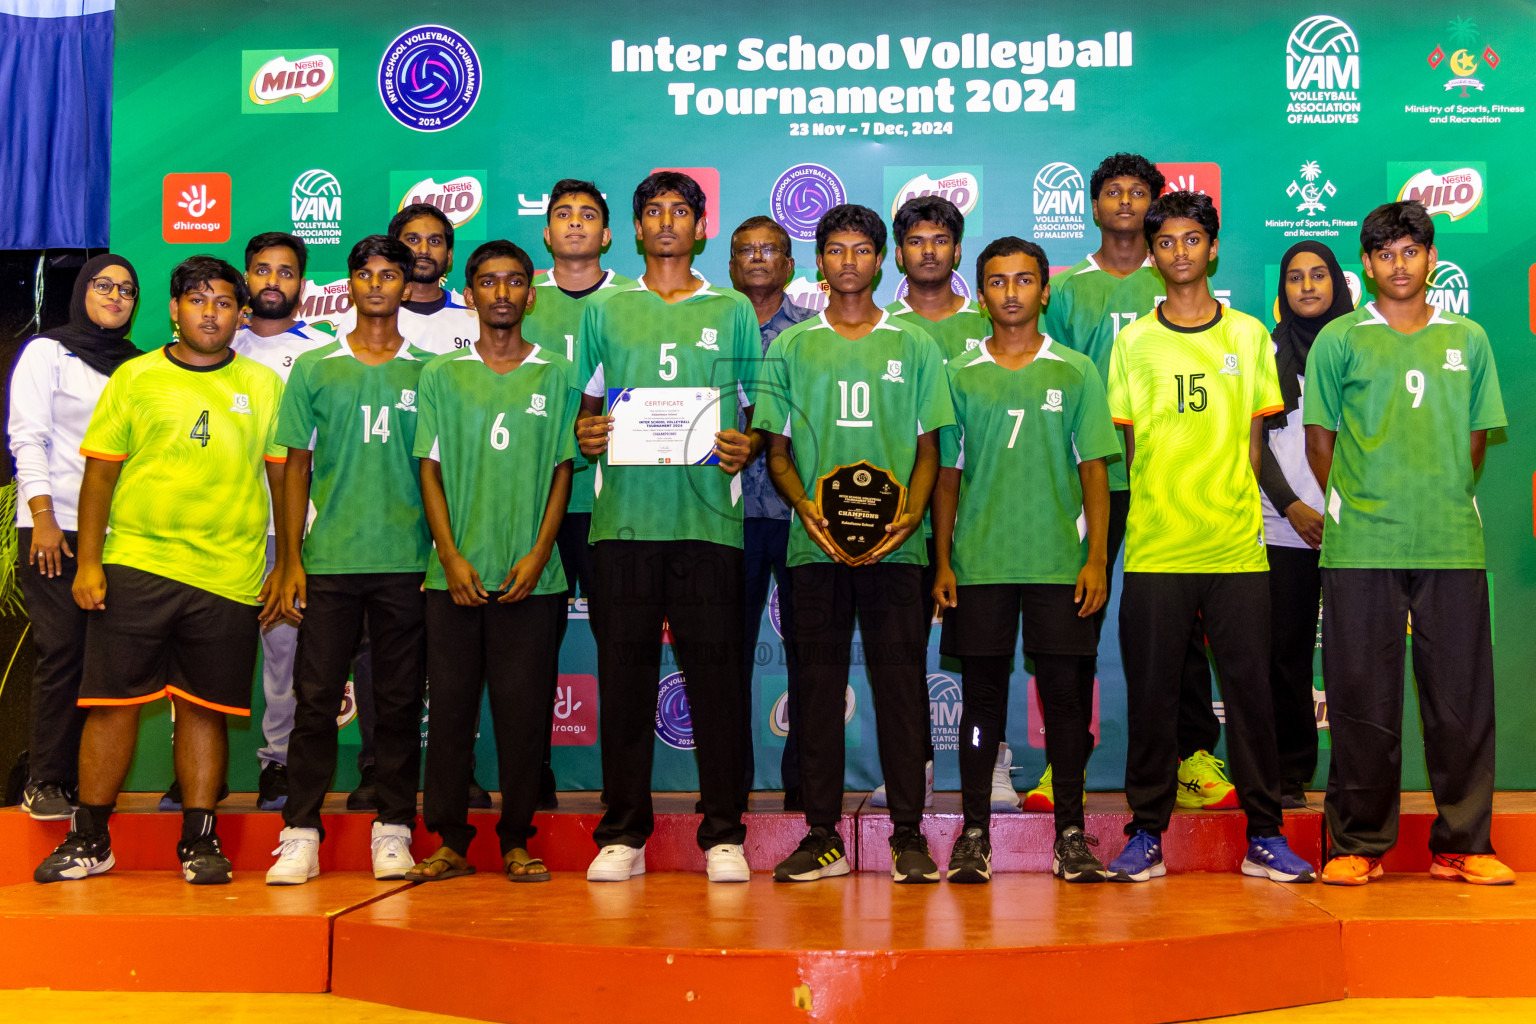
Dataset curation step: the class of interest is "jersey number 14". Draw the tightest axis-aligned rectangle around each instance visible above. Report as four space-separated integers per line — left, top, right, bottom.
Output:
360 405 392 443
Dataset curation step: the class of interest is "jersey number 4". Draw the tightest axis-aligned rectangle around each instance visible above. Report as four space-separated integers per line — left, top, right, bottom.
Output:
189 410 211 447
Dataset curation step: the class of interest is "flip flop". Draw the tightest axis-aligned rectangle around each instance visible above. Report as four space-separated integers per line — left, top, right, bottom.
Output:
406 846 476 882
504 847 550 883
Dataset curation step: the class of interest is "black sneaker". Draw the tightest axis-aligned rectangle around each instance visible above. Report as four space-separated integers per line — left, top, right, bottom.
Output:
773 826 850 882
257 762 289 811
946 826 992 884
890 825 939 884
178 833 233 885
1053 826 1108 883
347 764 378 811
22 781 75 821
468 779 493 809
158 781 230 812
35 830 114 883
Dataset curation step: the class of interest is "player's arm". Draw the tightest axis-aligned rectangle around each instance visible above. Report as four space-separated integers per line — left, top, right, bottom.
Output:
1249 418 1264 479
419 457 487 606
576 393 612 457
258 459 287 628
1075 458 1110 617
931 466 960 608
1472 429 1489 471
866 429 938 564
500 461 573 603
274 448 312 625
1304 424 1336 493
70 456 120 611
1122 427 1135 472
759 429 843 563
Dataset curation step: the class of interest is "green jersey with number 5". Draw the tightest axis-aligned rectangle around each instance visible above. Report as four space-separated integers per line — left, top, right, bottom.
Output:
1303 304 1506 570
275 340 434 574
413 344 579 594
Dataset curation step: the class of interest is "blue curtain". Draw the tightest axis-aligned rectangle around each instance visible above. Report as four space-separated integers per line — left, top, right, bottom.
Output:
0 1 113 248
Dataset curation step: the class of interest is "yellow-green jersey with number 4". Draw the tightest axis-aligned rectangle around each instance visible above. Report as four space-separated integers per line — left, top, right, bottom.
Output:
413 344 580 594
941 338 1120 585
1303 304 1506 569
1108 305 1283 573
80 346 286 605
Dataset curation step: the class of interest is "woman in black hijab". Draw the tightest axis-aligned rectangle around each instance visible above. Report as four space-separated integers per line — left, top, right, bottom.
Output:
8 254 142 820
1258 241 1354 808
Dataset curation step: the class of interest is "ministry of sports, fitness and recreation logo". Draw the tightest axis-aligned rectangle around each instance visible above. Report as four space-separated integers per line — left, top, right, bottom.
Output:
655 671 695 749
1392 163 1487 233
291 170 342 246
391 171 487 240
1442 348 1469 371
771 164 847 242
1266 160 1358 240
1032 162 1086 241
1287 161 1336 215
526 393 548 416
378 25 481 132
1428 17 1499 96
1157 162 1222 211
928 673 963 753
242 50 338 114
1428 260 1471 315
697 328 719 351
1283 15 1361 124
881 360 904 384
1042 388 1064 413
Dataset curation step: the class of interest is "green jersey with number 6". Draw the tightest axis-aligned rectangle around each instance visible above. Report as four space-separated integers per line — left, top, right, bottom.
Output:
522 269 636 515
754 311 955 567
413 344 579 594
1108 305 1282 574
275 341 434 574
941 338 1120 585
1303 304 1506 570
575 276 759 548
883 296 990 363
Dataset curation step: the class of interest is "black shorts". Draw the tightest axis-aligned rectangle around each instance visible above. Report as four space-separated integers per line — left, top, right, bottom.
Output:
940 583 1097 658
78 564 260 716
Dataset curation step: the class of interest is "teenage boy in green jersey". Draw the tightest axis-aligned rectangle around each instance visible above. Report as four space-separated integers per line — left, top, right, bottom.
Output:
406 240 578 883
35 257 286 885
522 179 636 809
754 204 954 884
265 236 433 885
1104 192 1313 885
574 171 759 884
1306 201 1512 887
933 237 1119 884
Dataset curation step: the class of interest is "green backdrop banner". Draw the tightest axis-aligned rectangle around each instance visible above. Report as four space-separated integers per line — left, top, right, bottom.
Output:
110 2 1534 793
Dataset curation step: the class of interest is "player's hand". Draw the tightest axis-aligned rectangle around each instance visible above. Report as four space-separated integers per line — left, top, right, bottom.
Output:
713 428 753 475
444 552 489 606
498 549 550 603
258 561 286 629
795 498 846 564
29 516 72 578
1285 501 1325 550
864 510 922 565
576 414 613 458
1075 559 1108 618
274 564 308 626
932 565 958 609
73 562 106 611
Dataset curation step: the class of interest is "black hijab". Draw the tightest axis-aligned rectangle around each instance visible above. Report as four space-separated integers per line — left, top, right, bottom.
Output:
1268 241 1353 427
43 254 144 377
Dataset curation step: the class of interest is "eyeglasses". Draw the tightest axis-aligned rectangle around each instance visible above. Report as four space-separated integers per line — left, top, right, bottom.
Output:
731 244 785 260
88 277 138 299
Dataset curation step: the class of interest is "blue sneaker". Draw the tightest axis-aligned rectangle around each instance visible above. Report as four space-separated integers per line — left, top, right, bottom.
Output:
1108 829 1165 882
1242 835 1315 883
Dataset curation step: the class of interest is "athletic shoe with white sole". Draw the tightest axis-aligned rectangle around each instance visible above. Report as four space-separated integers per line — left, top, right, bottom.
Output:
267 827 321 886
178 834 233 885
946 827 992 884
773 827 849 882
34 829 114 883
1176 750 1240 809
890 825 940 884
587 843 646 881
869 760 934 809
1053 827 1108 883
21 781 75 821
991 744 1022 813
1108 829 1166 882
705 844 750 882
370 822 414 880
1242 835 1315 882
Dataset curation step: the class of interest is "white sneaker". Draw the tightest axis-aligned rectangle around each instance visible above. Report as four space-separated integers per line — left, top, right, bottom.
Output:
266 827 320 886
991 743 1023 813
705 844 750 882
869 760 935 809
370 822 414 880
587 843 646 882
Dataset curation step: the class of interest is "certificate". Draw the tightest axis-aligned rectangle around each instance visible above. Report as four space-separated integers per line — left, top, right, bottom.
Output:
606 386 723 466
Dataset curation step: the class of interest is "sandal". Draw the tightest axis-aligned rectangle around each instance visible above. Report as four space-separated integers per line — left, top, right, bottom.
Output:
405 845 476 882
504 847 550 883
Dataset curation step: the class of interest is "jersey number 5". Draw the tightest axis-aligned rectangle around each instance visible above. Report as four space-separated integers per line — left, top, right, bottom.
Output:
189 410 211 447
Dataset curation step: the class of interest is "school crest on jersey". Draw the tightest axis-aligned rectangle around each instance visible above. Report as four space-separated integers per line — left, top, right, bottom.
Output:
1042 388 1064 412
395 389 418 411
881 359 905 383
697 327 719 351
1219 353 1240 376
229 393 252 414
526 393 548 416
1442 349 1468 371
965 337 982 352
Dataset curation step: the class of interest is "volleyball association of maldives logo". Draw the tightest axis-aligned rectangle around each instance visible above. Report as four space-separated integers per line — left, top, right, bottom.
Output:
771 164 847 242
378 25 481 132
655 671 695 749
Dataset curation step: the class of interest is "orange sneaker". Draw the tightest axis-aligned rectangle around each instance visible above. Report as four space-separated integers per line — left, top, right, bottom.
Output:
1321 855 1384 886
1430 853 1516 886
